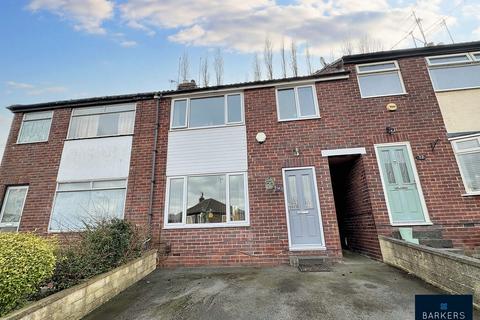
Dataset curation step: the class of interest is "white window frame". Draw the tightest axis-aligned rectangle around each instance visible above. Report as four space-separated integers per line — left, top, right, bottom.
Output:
66 103 136 140
450 134 480 196
48 178 128 232
426 52 480 92
163 172 250 229
17 111 53 144
0 186 29 230
170 93 244 130
355 60 407 98
275 84 320 122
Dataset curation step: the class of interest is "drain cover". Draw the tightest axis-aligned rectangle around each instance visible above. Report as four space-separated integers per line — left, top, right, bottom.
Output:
298 264 332 272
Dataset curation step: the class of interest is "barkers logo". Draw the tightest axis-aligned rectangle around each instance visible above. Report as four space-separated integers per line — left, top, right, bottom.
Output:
415 295 472 320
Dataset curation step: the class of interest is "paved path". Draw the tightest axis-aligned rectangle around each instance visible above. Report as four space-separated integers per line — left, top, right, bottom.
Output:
84 252 471 320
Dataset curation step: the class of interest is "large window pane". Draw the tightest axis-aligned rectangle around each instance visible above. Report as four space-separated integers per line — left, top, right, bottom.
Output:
358 72 404 97
186 175 226 224
69 115 99 138
97 113 120 136
168 178 184 223
429 64 480 90
0 187 28 225
189 96 224 128
277 89 297 120
50 188 125 231
458 152 480 192
229 175 246 221
172 100 187 128
18 118 51 143
227 94 242 123
297 87 316 116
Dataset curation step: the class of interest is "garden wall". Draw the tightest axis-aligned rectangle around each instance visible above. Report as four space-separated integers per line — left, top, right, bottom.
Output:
379 236 479 309
4 250 157 320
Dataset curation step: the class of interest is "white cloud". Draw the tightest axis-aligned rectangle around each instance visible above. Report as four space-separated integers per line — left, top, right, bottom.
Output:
119 0 454 54
6 81 67 96
119 40 138 47
28 0 114 34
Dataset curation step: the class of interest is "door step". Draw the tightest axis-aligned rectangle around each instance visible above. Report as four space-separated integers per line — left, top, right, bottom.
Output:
290 256 333 272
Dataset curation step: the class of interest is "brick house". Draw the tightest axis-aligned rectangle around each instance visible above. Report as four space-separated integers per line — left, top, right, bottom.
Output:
1 42 479 266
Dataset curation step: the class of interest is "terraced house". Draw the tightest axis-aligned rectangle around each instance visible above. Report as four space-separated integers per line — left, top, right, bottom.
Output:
0 41 479 266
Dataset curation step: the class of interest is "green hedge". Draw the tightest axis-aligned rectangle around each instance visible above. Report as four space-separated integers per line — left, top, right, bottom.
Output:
0 233 56 316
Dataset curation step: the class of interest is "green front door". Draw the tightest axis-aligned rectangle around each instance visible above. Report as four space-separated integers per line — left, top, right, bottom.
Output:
377 144 427 224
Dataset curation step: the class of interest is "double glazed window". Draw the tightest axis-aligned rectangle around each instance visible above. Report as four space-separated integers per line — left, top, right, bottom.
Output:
49 179 127 231
0 186 28 230
171 94 243 129
68 104 135 139
166 173 248 227
452 136 480 195
17 111 53 144
276 85 319 121
427 52 480 91
356 61 406 98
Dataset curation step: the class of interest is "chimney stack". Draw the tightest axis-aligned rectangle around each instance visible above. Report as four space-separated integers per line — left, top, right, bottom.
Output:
177 79 197 90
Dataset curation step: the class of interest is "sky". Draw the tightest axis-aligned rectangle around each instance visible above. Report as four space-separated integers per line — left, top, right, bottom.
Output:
0 0 479 159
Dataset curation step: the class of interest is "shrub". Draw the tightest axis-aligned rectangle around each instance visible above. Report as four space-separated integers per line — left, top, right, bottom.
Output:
0 233 56 316
51 219 146 291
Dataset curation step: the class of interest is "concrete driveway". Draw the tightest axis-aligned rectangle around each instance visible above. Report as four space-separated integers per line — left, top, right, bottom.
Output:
84 252 453 320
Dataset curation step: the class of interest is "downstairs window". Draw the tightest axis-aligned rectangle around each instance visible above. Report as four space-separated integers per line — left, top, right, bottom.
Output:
49 179 127 232
0 186 28 230
165 173 248 227
452 135 480 195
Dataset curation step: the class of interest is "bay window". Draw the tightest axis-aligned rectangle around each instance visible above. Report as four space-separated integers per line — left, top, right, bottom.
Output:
68 104 135 139
170 93 243 129
17 111 53 143
356 61 406 98
452 135 480 195
49 179 127 231
427 52 480 91
165 173 248 227
0 186 28 230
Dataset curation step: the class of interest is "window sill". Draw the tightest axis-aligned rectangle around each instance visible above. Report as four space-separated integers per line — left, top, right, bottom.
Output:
170 123 245 132
461 192 480 197
391 221 433 226
65 134 134 141
289 246 326 251
360 92 408 99
278 116 321 123
15 140 49 145
163 222 250 230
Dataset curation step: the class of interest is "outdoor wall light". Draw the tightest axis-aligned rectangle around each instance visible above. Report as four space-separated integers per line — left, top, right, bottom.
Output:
386 126 396 135
293 147 300 156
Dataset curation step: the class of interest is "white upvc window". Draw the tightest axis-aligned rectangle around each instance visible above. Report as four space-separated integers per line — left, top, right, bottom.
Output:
170 93 244 129
426 52 480 91
0 186 28 230
356 61 406 98
17 111 53 144
164 172 249 228
49 179 127 232
68 104 136 139
276 84 319 121
451 135 480 195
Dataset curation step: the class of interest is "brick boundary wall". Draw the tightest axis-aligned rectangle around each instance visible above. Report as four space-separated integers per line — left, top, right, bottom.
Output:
3 250 157 320
379 236 479 309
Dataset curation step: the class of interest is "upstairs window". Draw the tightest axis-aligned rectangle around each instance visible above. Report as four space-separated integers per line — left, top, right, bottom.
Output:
68 104 135 139
452 135 480 195
17 111 53 144
171 93 243 129
0 186 28 231
49 179 127 231
427 52 480 91
276 85 319 121
356 61 406 98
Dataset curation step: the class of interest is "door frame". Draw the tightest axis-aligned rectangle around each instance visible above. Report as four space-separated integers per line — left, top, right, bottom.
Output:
374 142 432 226
281 166 326 251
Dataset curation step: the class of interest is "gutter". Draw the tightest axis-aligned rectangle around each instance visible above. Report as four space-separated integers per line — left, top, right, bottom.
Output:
146 92 161 247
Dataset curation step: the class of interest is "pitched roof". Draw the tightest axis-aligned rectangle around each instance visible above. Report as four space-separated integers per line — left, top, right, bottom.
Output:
187 198 226 215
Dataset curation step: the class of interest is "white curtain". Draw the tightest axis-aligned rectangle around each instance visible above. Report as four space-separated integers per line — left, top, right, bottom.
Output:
1 188 27 223
118 111 135 134
70 115 99 139
459 152 480 192
18 119 50 143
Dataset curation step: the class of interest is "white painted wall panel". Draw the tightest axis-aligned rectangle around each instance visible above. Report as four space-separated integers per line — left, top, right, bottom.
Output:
167 126 247 176
57 136 132 181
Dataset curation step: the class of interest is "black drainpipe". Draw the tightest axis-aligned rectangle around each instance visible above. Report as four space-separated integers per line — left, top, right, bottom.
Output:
147 92 162 247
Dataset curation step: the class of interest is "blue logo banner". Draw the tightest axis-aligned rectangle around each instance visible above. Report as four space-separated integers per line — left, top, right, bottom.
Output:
415 295 473 320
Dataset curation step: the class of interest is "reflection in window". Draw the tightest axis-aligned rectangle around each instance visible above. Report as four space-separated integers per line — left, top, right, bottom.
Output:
427 52 480 91
187 175 226 224
356 61 405 98
168 178 184 223
0 186 28 229
18 111 53 143
171 100 187 128
452 136 480 194
49 180 126 231
229 175 246 221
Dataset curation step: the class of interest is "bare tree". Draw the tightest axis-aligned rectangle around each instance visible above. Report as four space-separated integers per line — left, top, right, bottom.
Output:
341 39 354 55
356 35 383 54
289 40 298 77
179 50 190 83
280 38 287 78
213 49 224 86
263 37 273 80
200 55 210 87
305 42 313 75
252 53 262 81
